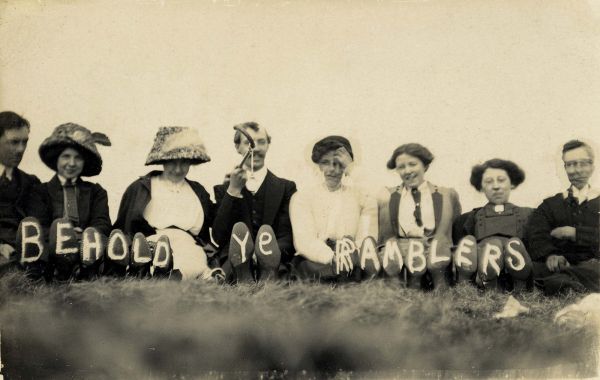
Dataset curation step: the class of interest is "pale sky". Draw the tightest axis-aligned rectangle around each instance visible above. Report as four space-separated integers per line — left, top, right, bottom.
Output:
1 0 599 221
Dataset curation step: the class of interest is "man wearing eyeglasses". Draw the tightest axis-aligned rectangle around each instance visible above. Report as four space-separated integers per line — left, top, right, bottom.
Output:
527 139 599 294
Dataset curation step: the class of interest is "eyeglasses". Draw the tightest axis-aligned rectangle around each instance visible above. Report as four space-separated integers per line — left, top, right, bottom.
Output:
564 160 593 169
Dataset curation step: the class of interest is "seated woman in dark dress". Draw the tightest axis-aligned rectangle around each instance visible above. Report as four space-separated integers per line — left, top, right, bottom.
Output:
452 158 533 291
28 123 112 280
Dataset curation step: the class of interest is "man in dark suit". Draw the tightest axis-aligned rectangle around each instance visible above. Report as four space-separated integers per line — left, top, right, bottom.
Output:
212 122 296 282
0 111 40 273
527 140 599 295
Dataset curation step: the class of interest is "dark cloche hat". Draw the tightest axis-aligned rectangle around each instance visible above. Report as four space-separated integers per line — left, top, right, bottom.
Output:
311 135 354 163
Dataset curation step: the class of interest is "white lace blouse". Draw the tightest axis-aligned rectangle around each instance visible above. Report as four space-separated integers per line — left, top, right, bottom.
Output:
143 176 204 235
290 183 378 265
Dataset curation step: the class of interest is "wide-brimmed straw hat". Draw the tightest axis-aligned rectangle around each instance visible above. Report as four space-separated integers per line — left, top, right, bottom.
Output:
39 123 111 177
145 126 210 166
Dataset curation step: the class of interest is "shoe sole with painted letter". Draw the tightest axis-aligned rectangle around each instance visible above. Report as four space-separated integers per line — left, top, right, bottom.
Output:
255 224 281 280
229 222 254 283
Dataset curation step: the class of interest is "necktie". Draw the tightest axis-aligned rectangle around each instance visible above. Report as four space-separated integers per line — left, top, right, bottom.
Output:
566 187 578 207
63 180 80 226
411 187 423 227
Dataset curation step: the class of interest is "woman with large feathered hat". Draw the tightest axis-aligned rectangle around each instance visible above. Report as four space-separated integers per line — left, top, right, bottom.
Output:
27 122 112 280
114 126 223 281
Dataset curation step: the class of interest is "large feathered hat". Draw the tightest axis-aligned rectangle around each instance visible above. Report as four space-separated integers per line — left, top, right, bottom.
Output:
145 126 210 166
39 123 111 177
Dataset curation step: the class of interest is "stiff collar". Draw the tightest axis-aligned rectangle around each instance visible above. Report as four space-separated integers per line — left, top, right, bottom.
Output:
401 181 430 196
245 166 268 193
563 184 600 204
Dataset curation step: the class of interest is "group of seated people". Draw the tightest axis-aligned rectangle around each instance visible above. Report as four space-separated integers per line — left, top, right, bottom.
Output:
0 111 597 295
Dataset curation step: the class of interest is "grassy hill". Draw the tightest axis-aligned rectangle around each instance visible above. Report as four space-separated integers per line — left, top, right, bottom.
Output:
0 270 597 379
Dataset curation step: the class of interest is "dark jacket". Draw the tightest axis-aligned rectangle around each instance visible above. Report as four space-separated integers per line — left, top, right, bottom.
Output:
113 171 214 245
526 192 599 264
212 170 296 262
452 203 533 245
0 168 40 248
12 168 41 222
27 175 111 236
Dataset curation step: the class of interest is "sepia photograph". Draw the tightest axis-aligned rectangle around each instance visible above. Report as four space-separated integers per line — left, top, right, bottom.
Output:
0 0 599 378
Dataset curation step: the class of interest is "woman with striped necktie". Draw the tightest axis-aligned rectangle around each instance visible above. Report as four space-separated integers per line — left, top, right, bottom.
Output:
376 143 461 290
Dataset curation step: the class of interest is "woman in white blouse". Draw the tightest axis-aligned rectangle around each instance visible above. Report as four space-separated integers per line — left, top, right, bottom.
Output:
114 127 221 280
290 136 378 280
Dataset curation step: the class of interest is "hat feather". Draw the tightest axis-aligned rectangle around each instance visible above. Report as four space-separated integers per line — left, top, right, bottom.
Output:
92 132 111 146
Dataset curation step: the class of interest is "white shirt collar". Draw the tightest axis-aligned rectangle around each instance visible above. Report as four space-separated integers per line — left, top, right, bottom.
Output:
401 181 429 196
563 184 600 204
58 174 78 186
0 163 13 181
245 166 268 193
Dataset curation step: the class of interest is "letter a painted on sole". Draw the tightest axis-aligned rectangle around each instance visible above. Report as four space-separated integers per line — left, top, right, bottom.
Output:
360 236 381 279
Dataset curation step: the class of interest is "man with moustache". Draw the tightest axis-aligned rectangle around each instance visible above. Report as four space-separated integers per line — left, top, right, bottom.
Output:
0 111 40 272
527 140 599 294
212 122 296 282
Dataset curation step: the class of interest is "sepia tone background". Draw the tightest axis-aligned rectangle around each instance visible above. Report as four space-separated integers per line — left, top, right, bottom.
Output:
1 0 599 221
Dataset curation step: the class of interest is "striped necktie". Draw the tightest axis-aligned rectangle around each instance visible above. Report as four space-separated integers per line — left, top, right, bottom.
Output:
566 187 578 207
63 180 80 226
411 187 423 227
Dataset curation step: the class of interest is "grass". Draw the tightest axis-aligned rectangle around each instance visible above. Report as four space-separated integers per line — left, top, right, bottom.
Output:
0 270 598 379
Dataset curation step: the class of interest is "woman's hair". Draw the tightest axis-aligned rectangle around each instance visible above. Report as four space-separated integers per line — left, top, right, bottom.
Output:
386 143 434 169
470 158 525 191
